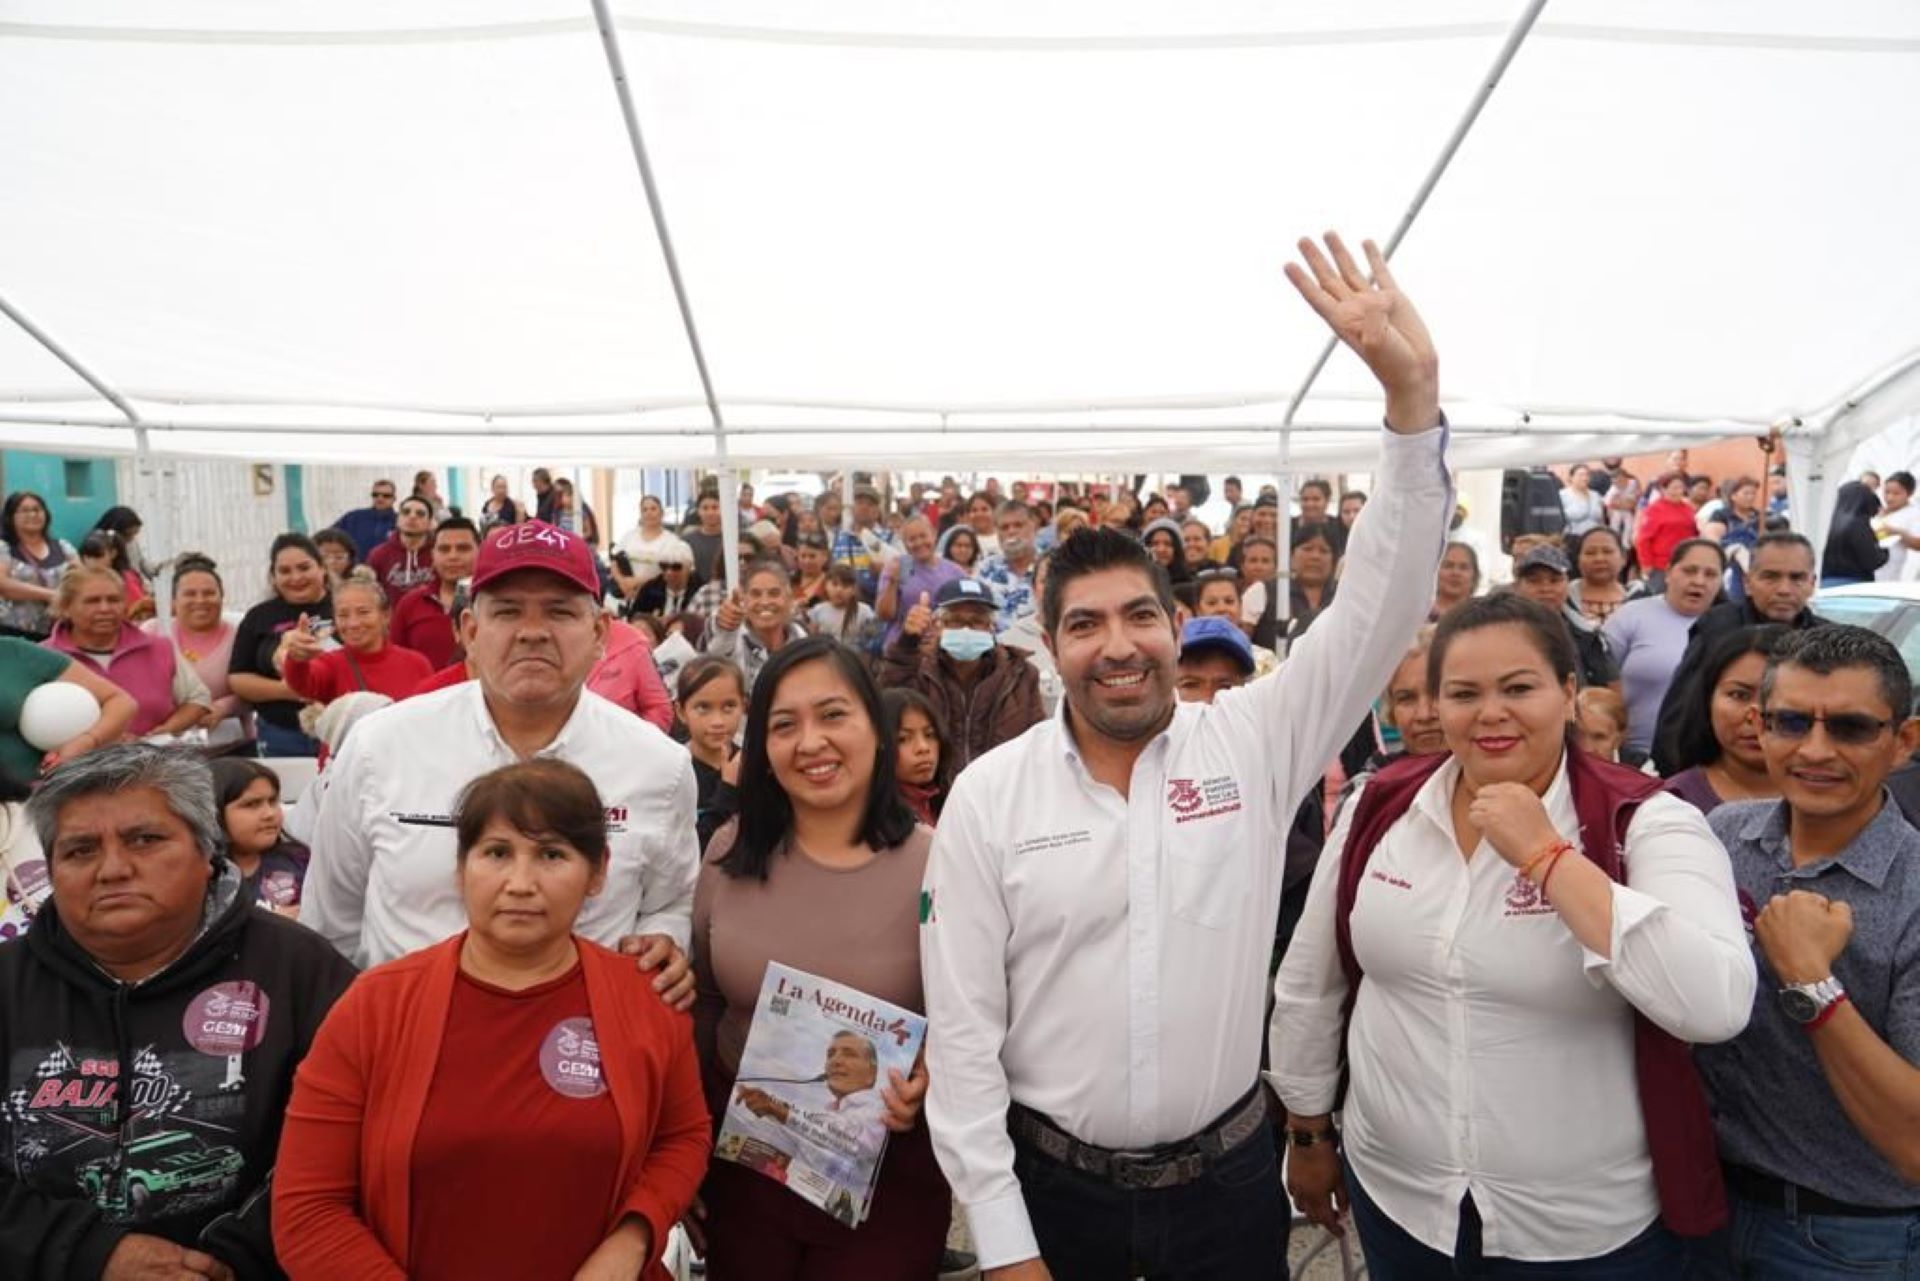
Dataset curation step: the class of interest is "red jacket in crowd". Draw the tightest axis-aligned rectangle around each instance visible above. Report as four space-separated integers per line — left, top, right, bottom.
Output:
1634 496 1701 572
364 533 434 604
282 643 434 707
389 583 462 671
272 935 709 1280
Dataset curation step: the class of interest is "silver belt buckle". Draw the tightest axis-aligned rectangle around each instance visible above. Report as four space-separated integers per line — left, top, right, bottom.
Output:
1107 1151 1168 1190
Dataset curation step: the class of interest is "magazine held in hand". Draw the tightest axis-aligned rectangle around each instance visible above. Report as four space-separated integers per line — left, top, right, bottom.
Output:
716 962 927 1227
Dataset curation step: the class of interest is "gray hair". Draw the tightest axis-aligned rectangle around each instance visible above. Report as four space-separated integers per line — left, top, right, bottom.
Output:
829 1029 879 1065
25 743 224 861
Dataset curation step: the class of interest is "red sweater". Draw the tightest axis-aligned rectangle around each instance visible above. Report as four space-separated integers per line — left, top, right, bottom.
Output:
388 583 461 671
1634 497 1701 573
282 642 433 705
272 935 710 1280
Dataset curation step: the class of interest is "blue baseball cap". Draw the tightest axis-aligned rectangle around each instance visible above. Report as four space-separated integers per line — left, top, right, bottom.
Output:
1180 616 1255 674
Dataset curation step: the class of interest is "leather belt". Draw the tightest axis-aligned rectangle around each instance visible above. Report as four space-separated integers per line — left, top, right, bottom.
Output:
1723 1163 1917 1220
1008 1085 1268 1191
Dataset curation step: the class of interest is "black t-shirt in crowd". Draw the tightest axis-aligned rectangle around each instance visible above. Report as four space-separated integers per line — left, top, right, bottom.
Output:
228 596 333 730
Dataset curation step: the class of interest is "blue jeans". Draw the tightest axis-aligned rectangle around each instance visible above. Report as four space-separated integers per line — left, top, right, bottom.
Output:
1014 1122 1289 1280
1346 1163 1692 1279
1690 1193 1920 1279
255 718 318 758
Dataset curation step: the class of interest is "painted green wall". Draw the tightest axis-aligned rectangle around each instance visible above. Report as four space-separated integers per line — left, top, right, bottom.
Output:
1 450 117 542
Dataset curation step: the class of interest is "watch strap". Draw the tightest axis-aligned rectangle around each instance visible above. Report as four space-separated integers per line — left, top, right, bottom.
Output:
1805 991 1851 1031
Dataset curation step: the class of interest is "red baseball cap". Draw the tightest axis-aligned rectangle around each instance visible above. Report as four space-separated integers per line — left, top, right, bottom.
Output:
470 521 601 598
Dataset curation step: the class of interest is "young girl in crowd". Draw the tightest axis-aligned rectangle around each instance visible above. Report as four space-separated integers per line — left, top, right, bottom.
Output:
807 563 878 647
1572 686 1631 763
883 688 951 827
78 529 152 620
676 656 746 853
210 757 310 914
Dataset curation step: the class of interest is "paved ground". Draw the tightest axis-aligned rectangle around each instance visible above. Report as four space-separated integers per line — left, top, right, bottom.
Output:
945 1214 1362 1279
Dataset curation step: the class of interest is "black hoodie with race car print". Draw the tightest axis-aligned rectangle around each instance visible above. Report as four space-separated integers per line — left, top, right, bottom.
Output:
0 861 355 1279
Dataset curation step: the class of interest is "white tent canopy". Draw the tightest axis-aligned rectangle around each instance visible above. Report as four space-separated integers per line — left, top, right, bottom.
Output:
3 1 1919 485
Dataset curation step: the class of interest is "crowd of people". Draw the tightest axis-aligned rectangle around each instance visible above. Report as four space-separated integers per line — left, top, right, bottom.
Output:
2 233 1918 1280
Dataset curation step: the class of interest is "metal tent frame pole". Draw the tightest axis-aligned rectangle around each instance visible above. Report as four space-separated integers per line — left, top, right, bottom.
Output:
1279 0 1550 431
589 0 743 587
0 288 174 621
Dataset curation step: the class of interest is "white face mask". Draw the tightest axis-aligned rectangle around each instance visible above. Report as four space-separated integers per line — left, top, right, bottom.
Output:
938 627 995 662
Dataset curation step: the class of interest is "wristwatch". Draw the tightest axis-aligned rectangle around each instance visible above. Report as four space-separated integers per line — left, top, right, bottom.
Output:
1286 1126 1337 1149
1778 976 1847 1025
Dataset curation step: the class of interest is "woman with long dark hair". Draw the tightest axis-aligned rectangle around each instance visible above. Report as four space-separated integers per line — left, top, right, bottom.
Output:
690 636 946 1279
1660 624 1790 815
228 533 333 757
0 490 75 638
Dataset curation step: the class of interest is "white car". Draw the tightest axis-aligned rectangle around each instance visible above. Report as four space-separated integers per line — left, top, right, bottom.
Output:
1813 581 1920 684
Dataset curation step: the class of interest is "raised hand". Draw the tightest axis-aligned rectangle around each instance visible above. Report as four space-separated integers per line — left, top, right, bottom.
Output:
1284 232 1439 432
904 591 934 638
715 589 746 633
275 613 324 669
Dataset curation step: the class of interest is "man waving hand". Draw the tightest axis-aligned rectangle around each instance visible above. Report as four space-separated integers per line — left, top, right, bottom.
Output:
920 234 1451 1280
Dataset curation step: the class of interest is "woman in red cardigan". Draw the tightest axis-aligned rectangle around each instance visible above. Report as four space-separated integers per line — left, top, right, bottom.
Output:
272 759 710 1280
275 568 432 708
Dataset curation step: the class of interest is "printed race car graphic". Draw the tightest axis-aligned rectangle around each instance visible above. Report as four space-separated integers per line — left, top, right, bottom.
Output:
75 1129 245 1218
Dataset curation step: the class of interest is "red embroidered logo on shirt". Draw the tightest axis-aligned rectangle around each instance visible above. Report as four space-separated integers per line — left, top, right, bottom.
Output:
1504 873 1554 917
1170 775 1245 824
1167 778 1204 814
1368 869 1411 891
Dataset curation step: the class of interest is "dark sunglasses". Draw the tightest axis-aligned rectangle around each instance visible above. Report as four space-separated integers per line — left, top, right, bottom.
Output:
371 490 396 499
660 562 688 572
1759 710 1896 746
1195 566 1241 583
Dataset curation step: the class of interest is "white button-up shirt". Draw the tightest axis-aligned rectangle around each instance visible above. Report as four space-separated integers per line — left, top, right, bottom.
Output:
921 427 1452 1268
1269 756 1755 1262
303 681 699 968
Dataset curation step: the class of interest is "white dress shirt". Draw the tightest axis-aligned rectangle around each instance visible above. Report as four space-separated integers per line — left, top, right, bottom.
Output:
1269 757 1755 1262
302 681 699 967
921 427 1452 1268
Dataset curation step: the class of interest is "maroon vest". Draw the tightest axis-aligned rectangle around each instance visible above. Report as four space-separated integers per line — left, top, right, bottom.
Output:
1331 748 1728 1237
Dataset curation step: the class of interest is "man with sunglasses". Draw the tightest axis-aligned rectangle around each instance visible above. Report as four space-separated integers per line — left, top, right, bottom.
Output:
333 479 400 560
1694 625 1920 1276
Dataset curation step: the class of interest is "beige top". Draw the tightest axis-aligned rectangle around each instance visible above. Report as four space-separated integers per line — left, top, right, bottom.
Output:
692 821 932 1083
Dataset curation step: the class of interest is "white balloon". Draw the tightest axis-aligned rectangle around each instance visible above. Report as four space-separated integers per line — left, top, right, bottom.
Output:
19 681 101 751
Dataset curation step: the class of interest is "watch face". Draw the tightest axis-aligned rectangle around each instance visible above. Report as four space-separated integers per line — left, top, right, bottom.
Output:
1779 988 1819 1023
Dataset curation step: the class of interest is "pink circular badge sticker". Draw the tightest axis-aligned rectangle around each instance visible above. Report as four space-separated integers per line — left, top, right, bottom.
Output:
540 1017 607 1098
183 982 271 1056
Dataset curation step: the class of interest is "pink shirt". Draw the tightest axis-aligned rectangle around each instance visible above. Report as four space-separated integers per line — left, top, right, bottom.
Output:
588 621 674 733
